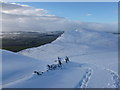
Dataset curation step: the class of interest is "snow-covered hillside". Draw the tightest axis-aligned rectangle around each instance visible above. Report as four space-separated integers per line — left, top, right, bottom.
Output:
19 29 118 61
2 29 119 88
2 50 49 88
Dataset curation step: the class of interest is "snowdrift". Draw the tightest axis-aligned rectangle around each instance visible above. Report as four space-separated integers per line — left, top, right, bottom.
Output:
2 50 48 87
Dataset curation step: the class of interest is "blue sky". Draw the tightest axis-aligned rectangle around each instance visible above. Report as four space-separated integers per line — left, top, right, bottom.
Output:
19 2 118 23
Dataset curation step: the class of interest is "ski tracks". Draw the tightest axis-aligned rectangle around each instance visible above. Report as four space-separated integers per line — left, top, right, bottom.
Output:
75 68 93 88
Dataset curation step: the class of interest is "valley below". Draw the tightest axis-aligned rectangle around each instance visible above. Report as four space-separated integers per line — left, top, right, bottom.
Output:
1 31 63 52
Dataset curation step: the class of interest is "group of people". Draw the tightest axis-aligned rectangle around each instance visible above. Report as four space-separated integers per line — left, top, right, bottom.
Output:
34 56 70 75
47 56 70 70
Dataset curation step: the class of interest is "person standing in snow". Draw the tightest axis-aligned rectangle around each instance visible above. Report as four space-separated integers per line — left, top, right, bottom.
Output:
47 65 51 70
58 57 62 67
65 56 69 63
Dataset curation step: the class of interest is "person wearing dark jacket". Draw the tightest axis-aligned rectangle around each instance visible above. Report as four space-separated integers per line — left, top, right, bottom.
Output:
65 56 69 63
58 57 62 67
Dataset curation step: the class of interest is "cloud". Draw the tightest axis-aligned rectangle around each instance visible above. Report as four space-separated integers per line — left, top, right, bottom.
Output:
86 13 92 16
1 2 118 33
1 2 50 16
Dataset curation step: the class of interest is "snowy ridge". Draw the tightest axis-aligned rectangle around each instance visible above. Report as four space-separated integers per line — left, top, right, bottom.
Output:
19 29 118 61
53 29 117 49
2 29 118 88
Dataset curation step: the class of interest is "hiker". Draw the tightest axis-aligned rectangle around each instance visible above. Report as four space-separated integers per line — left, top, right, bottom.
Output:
47 65 51 70
65 56 70 63
34 71 40 75
57 57 62 67
58 57 61 61
47 64 54 70
58 60 62 66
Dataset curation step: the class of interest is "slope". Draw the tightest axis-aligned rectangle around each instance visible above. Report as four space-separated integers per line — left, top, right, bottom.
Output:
3 29 119 88
2 50 49 88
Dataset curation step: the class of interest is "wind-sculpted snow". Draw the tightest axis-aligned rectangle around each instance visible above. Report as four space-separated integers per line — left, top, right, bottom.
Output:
2 29 118 88
2 50 48 86
19 29 118 61
53 29 117 49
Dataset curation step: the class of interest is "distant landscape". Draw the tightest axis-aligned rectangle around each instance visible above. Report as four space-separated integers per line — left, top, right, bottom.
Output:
1 31 64 52
1 2 118 89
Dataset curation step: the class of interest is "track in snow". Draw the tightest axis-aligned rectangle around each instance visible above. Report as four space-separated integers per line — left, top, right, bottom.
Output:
106 69 119 88
75 68 93 88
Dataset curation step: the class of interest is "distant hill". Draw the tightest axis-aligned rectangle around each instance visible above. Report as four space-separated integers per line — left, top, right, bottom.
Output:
1 31 64 52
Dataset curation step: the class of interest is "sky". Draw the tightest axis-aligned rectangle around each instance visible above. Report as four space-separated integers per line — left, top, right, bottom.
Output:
1 2 118 33
19 2 118 23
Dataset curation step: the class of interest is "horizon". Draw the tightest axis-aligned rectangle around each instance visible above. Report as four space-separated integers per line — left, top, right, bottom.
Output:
1 2 118 33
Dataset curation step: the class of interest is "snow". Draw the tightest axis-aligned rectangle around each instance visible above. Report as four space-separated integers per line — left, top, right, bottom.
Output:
2 50 50 88
19 29 118 61
2 29 119 88
6 62 87 88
